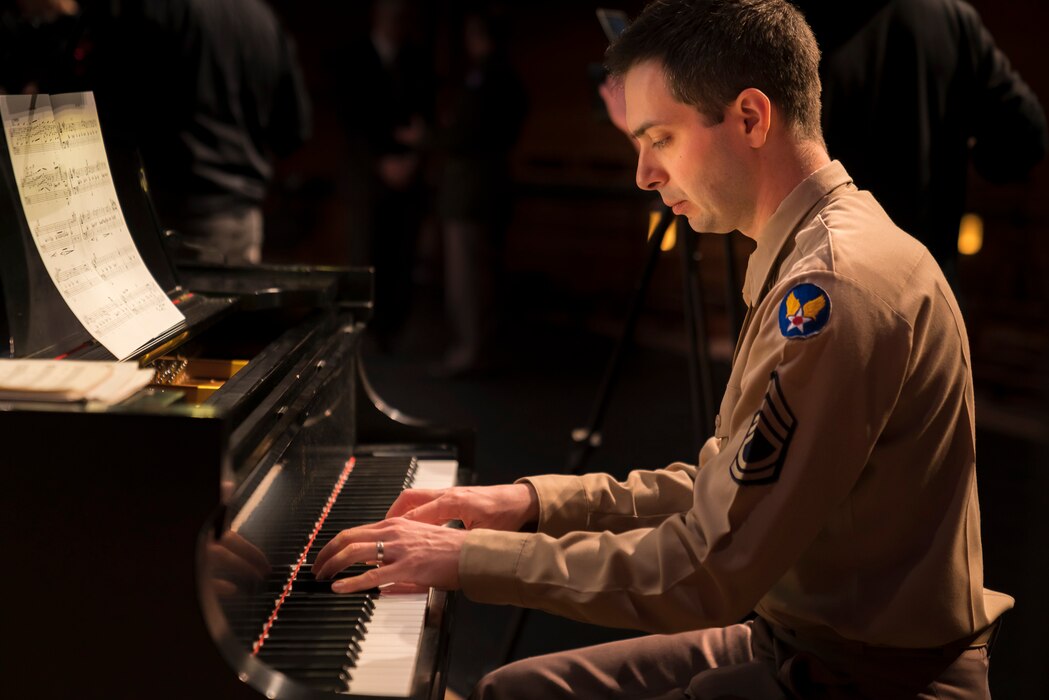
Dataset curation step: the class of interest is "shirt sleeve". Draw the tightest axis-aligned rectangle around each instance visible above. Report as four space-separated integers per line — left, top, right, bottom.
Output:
517 462 697 538
459 271 913 633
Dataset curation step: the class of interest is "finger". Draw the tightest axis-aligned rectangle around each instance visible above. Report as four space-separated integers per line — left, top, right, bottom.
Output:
332 563 398 594
312 533 346 573
386 488 445 518
313 541 380 581
313 523 386 572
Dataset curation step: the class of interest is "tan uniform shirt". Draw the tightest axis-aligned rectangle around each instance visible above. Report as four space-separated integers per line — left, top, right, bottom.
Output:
459 161 1012 648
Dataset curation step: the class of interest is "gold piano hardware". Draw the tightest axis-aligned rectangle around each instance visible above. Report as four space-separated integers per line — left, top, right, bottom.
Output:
150 357 249 403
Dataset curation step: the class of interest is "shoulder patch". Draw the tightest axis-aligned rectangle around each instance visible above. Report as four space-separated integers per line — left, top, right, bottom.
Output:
730 372 796 486
778 282 831 339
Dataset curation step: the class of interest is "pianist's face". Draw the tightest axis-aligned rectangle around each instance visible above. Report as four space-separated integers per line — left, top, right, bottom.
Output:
624 60 753 235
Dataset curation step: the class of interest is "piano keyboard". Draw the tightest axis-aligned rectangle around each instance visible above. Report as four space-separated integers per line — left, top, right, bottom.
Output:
346 459 458 697
225 455 458 696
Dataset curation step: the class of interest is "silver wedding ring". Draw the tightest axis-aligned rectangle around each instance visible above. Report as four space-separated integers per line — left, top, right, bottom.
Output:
376 540 385 565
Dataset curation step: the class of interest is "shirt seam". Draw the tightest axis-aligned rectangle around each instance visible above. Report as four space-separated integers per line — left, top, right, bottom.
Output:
510 535 531 606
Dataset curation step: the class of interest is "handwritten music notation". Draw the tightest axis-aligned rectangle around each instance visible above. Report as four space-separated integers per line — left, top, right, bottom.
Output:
5 118 61 155
79 199 119 241
80 283 171 337
68 160 110 195
19 161 111 207
55 262 101 297
20 166 72 205
36 215 79 257
33 199 121 258
51 244 140 295
5 115 102 156
58 118 101 148
91 243 141 280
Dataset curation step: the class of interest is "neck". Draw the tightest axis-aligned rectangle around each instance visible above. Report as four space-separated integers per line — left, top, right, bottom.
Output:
740 138 830 241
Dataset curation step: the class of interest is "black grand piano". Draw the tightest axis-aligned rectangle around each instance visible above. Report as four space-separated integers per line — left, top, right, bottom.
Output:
0 107 472 699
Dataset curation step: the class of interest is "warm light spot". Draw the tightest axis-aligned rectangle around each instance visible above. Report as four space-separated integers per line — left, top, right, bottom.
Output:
958 213 983 256
648 211 677 251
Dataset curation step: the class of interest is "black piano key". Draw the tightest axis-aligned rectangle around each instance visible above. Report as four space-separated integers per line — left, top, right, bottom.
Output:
264 625 367 642
259 639 361 654
275 609 370 622
276 598 374 609
257 650 357 666
260 629 370 642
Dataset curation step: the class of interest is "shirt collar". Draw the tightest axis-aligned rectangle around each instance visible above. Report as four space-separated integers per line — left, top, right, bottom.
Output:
742 160 853 307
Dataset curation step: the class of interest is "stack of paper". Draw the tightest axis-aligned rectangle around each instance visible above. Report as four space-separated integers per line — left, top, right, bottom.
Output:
0 359 154 404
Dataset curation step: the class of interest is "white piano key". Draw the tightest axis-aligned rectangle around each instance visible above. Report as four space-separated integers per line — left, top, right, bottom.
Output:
411 460 458 490
343 594 428 696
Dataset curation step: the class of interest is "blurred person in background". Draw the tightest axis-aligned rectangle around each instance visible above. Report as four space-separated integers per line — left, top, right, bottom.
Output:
797 0 1047 292
334 0 435 352
434 4 527 377
0 0 311 266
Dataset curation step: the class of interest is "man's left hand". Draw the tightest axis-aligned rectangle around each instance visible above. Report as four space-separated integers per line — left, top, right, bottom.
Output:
312 517 466 594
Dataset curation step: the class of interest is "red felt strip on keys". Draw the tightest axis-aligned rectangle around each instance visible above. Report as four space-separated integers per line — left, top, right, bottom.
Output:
251 456 356 655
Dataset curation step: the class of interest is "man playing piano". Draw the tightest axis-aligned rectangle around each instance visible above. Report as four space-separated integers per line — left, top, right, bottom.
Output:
314 0 1011 697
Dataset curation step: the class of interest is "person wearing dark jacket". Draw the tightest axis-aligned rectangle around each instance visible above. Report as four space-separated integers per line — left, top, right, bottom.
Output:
798 0 1047 288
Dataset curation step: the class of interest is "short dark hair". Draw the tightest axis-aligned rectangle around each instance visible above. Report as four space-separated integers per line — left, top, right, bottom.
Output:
606 0 823 141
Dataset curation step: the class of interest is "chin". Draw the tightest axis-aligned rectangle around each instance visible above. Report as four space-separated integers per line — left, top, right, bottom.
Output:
685 215 732 234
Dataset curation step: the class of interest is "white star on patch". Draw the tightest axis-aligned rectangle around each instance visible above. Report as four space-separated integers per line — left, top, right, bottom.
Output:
784 290 827 335
785 309 812 333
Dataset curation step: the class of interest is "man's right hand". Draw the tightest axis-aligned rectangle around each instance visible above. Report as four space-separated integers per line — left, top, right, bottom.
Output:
386 483 540 532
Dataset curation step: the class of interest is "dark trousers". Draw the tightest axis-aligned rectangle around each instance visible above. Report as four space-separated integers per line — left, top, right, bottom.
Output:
470 618 992 700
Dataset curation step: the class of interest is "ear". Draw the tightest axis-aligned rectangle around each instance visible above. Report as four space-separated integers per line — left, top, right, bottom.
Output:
731 88 772 148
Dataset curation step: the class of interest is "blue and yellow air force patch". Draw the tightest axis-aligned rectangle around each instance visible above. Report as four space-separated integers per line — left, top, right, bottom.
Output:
778 283 831 339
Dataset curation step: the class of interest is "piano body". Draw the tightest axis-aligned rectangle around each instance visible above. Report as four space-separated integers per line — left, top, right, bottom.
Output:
0 114 472 699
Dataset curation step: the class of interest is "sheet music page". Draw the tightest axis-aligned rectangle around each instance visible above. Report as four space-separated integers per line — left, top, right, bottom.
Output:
0 358 154 403
0 92 184 360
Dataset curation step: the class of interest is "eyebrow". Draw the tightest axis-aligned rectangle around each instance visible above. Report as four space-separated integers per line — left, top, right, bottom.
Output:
631 120 662 139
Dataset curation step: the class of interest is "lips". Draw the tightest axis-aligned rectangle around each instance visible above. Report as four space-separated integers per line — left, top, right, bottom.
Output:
661 193 688 215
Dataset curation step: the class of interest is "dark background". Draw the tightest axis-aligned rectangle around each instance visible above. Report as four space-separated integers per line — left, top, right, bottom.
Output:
252 1 1048 697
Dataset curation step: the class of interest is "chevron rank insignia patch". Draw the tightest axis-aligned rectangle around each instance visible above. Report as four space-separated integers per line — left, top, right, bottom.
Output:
779 283 831 339
731 372 796 486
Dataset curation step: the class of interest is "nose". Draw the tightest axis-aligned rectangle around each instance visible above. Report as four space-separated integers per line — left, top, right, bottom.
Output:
635 148 666 191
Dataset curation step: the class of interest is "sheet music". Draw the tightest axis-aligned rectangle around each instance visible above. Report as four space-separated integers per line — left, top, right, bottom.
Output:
0 92 184 360
0 358 154 404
